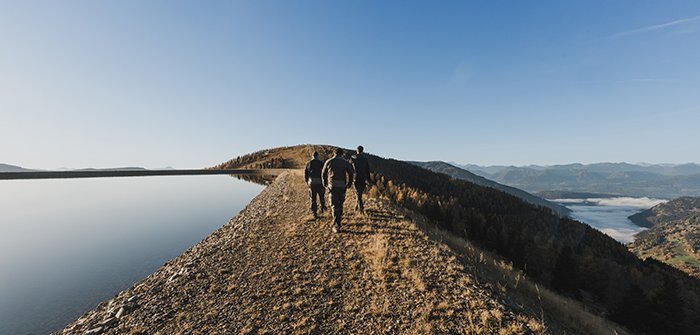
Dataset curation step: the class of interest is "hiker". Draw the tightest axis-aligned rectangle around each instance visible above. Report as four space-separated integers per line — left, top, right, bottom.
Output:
322 147 354 233
304 151 326 218
350 145 371 214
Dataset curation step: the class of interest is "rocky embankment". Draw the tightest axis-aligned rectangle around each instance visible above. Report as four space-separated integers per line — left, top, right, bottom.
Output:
58 171 558 334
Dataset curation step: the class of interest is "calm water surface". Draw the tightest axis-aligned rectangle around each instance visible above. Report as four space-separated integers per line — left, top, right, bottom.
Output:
553 197 667 243
0 176 263 335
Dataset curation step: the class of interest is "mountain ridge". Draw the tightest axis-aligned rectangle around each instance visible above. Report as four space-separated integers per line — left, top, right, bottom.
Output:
0 163 35 172
460 162 700 177
535 190 625 199
411 161 571 218
455 162 700 198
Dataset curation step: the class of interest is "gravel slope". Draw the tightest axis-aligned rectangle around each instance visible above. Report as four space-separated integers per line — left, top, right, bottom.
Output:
57 171 547 335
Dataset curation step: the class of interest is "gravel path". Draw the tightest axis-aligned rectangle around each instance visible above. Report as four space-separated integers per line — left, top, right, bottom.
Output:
57 171 543 335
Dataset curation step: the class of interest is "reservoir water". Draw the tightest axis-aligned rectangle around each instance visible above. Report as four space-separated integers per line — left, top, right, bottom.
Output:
552 197 667 243
0 176 263 335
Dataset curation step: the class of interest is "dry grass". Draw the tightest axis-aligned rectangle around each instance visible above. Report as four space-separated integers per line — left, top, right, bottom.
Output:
413 217 631 335
361 233 389 280
466 309 526 335
402 257 427 292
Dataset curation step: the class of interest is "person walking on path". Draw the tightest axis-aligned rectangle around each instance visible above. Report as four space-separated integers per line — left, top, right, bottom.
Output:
350 145 371 214
322 147 354 233
304 151 326 218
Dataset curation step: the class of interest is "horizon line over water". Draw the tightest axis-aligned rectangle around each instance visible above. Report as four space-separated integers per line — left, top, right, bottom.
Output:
0 168 285 180
5 161 700 173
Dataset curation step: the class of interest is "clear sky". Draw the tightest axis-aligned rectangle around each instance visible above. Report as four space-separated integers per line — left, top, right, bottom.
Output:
1 1 699 169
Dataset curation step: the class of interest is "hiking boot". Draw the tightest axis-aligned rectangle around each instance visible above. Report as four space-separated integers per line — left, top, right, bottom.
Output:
333 222 341 233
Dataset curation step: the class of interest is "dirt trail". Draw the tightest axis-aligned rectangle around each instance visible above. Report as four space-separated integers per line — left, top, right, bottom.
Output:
58 172 544 335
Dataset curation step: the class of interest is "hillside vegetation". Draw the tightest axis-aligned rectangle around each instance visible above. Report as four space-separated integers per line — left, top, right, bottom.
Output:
629 197 700 279
217 145 700 334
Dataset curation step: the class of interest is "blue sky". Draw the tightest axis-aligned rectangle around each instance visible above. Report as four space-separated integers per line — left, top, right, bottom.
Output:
1 1 699 168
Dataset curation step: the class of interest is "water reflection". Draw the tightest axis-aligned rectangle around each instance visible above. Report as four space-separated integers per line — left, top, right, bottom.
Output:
0 176 263 335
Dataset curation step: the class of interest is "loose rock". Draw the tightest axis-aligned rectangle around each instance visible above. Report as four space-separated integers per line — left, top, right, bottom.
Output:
115 306 126 319
99 317 117 328
83 327 103 335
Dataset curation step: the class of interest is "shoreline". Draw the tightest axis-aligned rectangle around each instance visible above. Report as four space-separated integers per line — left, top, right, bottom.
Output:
0 169 287 180
53 172 284 334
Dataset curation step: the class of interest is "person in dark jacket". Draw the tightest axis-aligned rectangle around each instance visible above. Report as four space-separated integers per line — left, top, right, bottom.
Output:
304 151 326 218
350 145 371 214
322 147 354 232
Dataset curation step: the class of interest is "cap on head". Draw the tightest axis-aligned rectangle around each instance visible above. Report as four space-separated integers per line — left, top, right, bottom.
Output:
335 147 344 155
357 145 364 153
312 151 319 158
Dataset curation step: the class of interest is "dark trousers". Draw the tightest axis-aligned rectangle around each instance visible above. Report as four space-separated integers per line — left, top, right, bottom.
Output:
355 181 366 211
329 187 346 225
309 184 325 214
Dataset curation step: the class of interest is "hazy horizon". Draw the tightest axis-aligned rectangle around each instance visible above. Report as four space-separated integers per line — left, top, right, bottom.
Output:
3 158 700 172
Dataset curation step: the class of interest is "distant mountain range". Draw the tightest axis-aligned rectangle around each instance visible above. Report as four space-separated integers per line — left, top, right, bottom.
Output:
534 191 622 199
459 162 700 177
0 163 35 172
73 167 148 171
629 197 700 278
0 164 149 173
412 161 571 218
454 162 700 199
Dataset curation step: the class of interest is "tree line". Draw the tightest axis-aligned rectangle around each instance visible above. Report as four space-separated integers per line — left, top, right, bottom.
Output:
364 154 700 334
